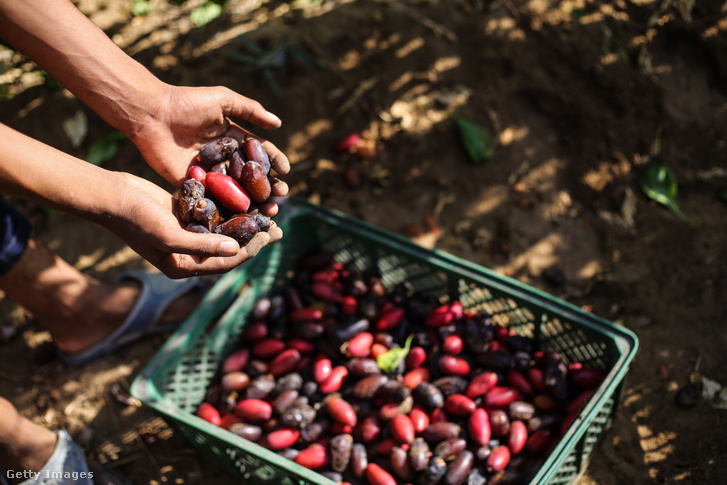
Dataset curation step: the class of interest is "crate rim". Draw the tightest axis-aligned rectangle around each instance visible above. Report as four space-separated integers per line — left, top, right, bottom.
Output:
131 198 639 485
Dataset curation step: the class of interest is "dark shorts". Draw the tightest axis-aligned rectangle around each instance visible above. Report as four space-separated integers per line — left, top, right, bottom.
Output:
0 198 31 277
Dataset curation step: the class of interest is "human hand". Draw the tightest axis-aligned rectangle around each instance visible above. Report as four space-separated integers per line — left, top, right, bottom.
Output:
104 172 282 278
131 84 289 215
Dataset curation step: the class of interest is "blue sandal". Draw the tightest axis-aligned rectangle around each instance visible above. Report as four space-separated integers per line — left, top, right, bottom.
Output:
0 430 131 485
57 270 204 365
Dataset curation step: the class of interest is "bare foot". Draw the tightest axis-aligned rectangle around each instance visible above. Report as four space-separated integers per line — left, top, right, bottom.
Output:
0 238 205 356
49 277 205 355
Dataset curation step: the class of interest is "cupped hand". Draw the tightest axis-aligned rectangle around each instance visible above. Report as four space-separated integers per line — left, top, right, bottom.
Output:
131 84 289 214
104 172 282 278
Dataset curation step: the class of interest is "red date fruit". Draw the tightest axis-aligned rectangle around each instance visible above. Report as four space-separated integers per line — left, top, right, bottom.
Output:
229 422 263 441
403 367 430 390
405 346 427 370
260 427 300 450
390 414 415 445
326 396 357 426
409 437 430 472
466 371 499 398
320 366 349 394
196 402 221 426
526 429 553 456
244 138 271 174
376 306 405 331
566 389 595 414
425 301 464 327
235 399 273 422
187 165 207 183
444 449 474 485
177 179 205 225
221 371 250 393
269 349 302 377
434 437 467 461
222 348 250 374
192 198 220 232
489 409 511 437
346 332 374 358
409 405 430 433
507 369 535 398
294 445 329 470
355 415 382 444
228 151 246 183
351 443 368 478
186 223 210 233
352 375 389 400
443 334 464 354
241 160 272 203
507 420 528 455
313 356 333 384
421 422 461 444
252 338 286 358
569 365 606 389
205 172 251 213
439 355 471 376
391 445 414 480
365 463 397 485
483 386 522 409
468 408 491 447
198 137 239 166
444 394 476 416
330 433 353 473
412 381 445 410
487 445 511 473
216 213 259 244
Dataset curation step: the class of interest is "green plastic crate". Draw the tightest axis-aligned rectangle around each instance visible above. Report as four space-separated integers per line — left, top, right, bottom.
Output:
131 199 638 484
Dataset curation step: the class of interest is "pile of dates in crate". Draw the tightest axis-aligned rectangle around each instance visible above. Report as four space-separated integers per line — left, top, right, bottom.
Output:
196 250 606 485
176 136 275 244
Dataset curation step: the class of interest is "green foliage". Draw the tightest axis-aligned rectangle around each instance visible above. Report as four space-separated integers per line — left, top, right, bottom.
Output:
377 335 413 375
190 1 223 27
132 0 229 26
639 163 696 225
131 0 152 16
84 131 127 166
454 116 494 164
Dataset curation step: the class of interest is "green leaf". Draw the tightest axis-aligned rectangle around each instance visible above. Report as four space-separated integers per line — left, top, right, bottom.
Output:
131 0 151 16
376 335 414 374
454 116 494 164
639 164 697 225
84 131 126 166
190 2 223 27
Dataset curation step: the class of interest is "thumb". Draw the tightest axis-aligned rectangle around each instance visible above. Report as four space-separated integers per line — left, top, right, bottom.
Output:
167 231 240 258
219 88 282 130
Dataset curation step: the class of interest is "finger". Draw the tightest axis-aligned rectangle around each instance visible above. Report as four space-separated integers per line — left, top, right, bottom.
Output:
240 231 271 259
270 178 288 197
163 230 241 259
218 87 282 130
262 139 290 175
258 201 279 217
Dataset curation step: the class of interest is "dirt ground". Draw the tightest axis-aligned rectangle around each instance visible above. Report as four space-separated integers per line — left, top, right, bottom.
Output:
1 0 726 483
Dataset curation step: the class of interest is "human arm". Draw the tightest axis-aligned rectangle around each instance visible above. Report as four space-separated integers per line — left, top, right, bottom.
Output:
0 123 279 277
0 0 290 191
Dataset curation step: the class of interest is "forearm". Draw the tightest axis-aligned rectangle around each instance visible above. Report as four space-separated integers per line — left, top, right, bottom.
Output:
0 0 166 138
0 123 120 222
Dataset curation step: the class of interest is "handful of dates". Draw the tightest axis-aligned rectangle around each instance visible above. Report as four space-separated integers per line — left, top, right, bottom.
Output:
176 136 278 245
196 251 607 485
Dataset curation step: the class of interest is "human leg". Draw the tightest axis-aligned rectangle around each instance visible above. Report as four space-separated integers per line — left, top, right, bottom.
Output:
0 199 203 356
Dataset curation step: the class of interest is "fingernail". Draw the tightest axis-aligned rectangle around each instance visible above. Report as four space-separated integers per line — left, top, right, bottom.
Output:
219 240 239 256
266 111 281 125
